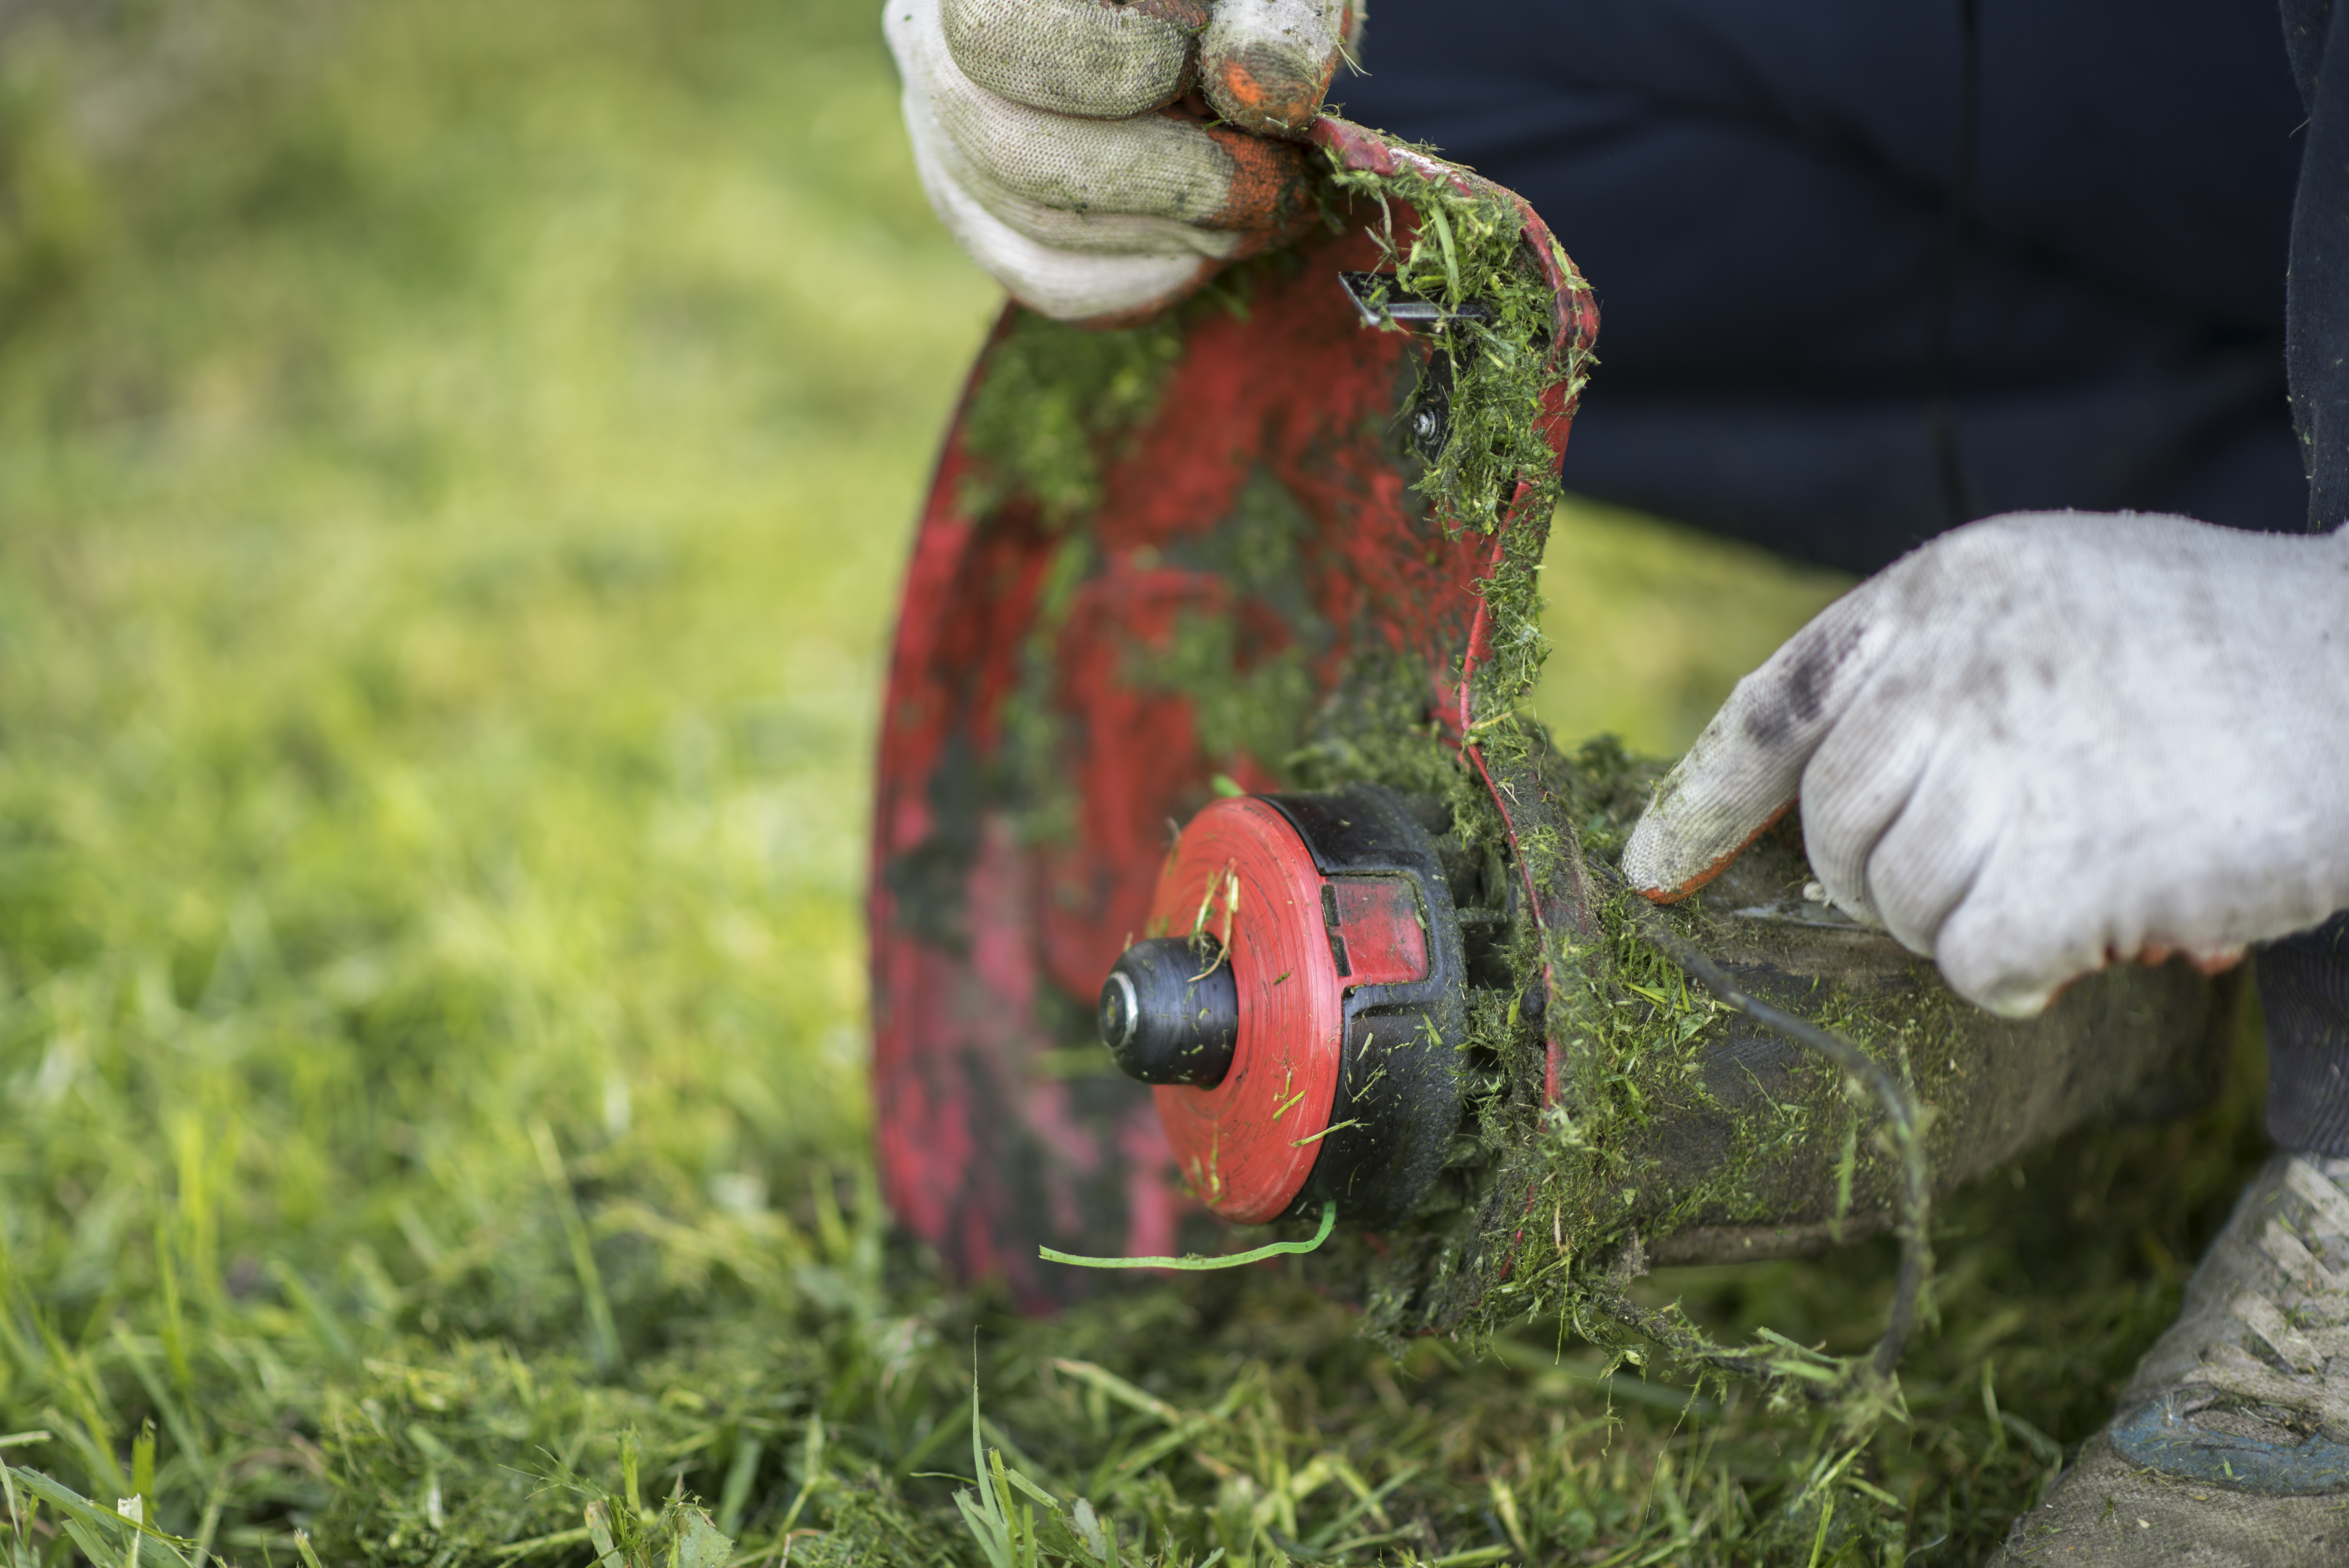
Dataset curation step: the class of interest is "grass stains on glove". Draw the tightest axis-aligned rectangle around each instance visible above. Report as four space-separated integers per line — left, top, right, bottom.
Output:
1201 0 1358 134
941 0 1212 118
889 0 1355 321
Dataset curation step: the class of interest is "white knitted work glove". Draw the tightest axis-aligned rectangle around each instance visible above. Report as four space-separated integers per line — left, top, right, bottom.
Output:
1620 512 2349 1018
884 0 1357 322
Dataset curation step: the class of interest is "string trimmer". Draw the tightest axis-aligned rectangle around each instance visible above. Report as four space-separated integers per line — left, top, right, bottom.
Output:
867 118 2238 1400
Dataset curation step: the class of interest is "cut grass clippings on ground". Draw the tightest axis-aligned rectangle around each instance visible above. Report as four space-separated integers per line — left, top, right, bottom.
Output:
0 1 2275 1564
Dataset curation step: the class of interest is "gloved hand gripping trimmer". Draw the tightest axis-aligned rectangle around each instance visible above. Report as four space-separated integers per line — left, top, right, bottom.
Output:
869 119 2238 1349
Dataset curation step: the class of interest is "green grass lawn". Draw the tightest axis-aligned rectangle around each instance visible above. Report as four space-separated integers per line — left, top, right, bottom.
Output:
0 3 2274 1564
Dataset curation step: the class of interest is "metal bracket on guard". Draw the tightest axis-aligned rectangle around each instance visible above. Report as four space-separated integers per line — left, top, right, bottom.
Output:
1337 271 1493 330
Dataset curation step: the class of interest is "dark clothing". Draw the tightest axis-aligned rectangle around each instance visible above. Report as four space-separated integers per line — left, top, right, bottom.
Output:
2269 2 2349 1155
1339 0 2310 574
2284 0 2349 529
2263 914 2349 1155
1342 0 2349 1152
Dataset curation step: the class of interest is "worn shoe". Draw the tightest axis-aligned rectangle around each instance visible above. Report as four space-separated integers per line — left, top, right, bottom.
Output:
1990 1153 2349 1564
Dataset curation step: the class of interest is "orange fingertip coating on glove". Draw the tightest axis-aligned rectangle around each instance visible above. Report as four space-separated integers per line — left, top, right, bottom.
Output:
1207 48 1334 134
2108 941 2246 977
2038 939 2248 1014
1201 125 1312 230
1634 801 1794 904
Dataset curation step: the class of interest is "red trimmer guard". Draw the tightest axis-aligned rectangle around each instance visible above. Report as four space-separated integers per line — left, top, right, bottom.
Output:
869 121 1597 1311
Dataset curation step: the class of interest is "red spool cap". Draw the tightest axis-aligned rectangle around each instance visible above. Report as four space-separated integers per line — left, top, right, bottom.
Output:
1145 798 1340 1224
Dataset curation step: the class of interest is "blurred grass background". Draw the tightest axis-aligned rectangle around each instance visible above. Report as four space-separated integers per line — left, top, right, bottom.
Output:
0 1 2265 1564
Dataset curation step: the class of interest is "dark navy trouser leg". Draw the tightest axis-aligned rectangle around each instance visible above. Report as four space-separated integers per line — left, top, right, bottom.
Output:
2262 913 2349 1157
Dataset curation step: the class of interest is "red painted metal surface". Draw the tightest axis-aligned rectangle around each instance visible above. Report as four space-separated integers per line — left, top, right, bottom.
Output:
1326 880 1428 988
870 118 1597 1310
1143 798 1340 1225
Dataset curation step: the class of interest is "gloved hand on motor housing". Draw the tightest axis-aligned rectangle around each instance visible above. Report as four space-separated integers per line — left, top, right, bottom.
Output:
1623 512 2349 1019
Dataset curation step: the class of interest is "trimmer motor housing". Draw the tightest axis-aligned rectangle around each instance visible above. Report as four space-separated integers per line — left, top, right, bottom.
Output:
1101 786 1477 1228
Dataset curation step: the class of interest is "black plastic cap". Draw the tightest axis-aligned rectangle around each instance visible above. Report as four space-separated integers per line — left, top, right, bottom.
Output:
1098 937 1240 1088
